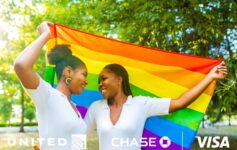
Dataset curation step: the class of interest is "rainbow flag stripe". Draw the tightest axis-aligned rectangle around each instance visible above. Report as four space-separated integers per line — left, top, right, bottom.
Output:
45 24 222 150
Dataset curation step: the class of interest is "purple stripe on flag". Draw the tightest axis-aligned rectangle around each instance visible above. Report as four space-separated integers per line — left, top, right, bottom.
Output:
76 105 88 119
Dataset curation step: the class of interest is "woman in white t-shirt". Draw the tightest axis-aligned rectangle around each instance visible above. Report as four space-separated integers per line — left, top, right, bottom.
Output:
85 63 227 150
14 22 87 150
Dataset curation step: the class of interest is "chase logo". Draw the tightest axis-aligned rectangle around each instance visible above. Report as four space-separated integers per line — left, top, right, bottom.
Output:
159 136 171 148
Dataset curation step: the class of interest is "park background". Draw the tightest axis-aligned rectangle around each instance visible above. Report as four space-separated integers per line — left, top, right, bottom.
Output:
0 0 236 149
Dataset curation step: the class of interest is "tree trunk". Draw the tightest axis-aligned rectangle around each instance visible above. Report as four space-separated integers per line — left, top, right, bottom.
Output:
19 87 24 132
202 117 205 128
228 113 231 126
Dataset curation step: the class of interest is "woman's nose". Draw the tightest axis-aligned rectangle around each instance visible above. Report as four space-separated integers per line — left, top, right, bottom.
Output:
98 82 103 89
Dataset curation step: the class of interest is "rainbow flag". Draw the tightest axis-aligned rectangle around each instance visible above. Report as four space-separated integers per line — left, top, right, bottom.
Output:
45 24 222 150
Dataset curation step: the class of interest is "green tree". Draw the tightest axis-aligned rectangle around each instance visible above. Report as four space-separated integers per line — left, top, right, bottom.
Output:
0 96 12 124
0 0 45 131
25 107 36 123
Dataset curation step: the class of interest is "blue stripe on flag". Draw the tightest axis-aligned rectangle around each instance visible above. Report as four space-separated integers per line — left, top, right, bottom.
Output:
145 116 196 149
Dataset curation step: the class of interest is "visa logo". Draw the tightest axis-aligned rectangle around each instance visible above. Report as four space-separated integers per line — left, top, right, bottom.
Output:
196 136 230 148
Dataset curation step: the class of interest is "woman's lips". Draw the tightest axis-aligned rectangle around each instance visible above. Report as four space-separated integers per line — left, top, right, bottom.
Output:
100 87 107 94
101 89 106 94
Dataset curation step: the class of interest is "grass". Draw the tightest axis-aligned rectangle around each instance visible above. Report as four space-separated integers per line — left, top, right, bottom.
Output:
0 126 236 150
197 125 237 138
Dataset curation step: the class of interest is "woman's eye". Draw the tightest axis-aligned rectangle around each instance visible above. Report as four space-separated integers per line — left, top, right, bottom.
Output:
98 76 107 83
99 77 106 82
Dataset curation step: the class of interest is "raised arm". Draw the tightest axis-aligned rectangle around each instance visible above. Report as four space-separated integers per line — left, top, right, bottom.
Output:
169 61 227 113
14 22 51 89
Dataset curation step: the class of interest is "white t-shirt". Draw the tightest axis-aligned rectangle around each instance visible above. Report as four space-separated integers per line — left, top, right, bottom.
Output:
85 95 170 150
23 77 87 150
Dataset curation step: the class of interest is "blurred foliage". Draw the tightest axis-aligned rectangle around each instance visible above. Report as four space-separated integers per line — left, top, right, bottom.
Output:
0 0 236 126
24 107 36 123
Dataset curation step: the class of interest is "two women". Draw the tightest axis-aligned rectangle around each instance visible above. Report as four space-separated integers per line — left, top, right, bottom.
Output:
15 22 227 150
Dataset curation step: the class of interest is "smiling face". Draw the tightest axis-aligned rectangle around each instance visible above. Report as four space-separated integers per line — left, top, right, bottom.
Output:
67 66 88 94
98 69 122 99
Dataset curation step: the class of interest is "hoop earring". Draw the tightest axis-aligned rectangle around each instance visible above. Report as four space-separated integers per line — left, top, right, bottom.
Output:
65 78 72 84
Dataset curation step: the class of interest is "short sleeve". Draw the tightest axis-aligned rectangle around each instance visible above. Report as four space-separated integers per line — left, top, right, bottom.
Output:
84 101 97 134
141 96 171 118
23 76 52 109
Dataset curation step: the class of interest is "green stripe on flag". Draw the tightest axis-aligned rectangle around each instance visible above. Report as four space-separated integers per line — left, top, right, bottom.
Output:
44 66 55 84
